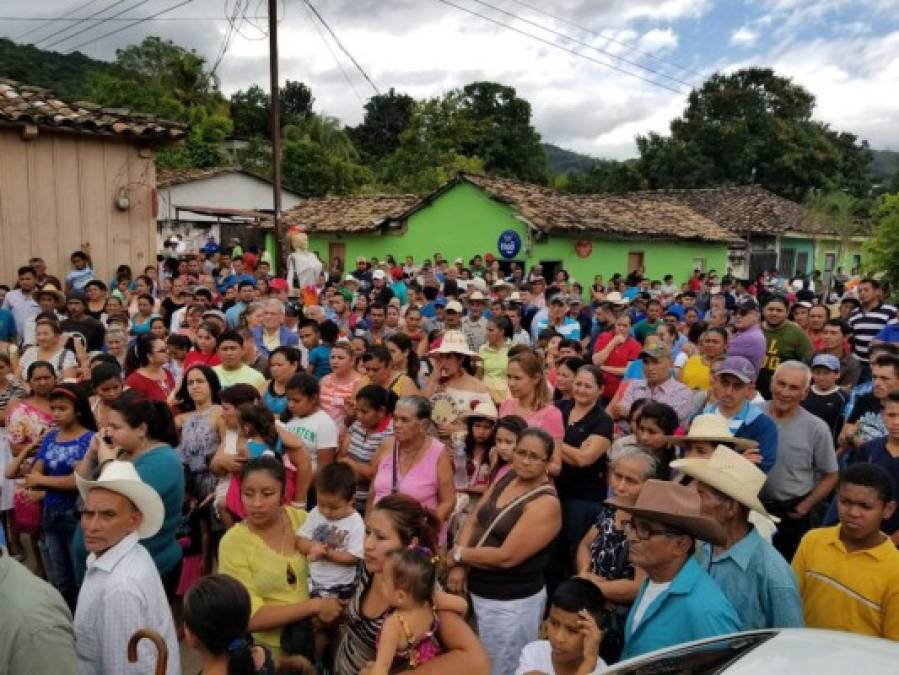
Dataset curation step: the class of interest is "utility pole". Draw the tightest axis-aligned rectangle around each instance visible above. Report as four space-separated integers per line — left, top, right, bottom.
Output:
268 0 283 272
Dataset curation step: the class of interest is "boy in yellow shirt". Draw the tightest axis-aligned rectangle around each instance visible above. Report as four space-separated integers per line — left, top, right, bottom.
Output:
792 463 899 639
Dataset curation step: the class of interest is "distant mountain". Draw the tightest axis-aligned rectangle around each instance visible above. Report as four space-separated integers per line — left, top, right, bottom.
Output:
0 37 116 100
870 149 899 181
543 143 599 175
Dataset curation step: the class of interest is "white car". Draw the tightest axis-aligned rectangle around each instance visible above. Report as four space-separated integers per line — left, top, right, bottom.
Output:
606 629 899 674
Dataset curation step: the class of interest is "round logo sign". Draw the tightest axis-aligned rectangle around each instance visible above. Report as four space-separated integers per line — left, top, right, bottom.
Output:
575 239 593 258
497 230 522 259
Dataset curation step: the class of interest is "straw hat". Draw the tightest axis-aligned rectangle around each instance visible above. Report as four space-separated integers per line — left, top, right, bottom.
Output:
671 445 779 523
461 398 498 420
604 291 628 306
75 461 164 539
37 284 65 304
429 330 480 359
606 479 727 545
664 413 758 450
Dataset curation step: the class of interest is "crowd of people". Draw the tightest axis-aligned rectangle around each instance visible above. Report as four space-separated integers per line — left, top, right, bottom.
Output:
0 244 898 675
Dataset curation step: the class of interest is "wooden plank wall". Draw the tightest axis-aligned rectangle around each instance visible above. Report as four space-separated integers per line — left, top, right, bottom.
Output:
0 129 157 285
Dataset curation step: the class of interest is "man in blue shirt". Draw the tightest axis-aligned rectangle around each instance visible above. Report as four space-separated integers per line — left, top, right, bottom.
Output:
225 280 257 328
608 480 741 660
672 446 804 630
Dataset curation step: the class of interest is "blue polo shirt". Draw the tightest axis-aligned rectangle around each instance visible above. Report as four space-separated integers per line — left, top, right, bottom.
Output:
622 556 741 660
0 308 15 343
874 322 899 344
697 526 804 630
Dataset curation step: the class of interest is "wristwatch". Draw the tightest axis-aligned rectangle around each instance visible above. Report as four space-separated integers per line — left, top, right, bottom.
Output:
452 546 463 564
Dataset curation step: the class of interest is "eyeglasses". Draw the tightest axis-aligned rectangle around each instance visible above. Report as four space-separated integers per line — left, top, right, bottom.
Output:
513 448 549 463
622 520 683 541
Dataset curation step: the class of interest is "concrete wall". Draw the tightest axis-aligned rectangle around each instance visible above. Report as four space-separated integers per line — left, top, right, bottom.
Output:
157 172 302 251
307 181 728 284
0 130 157 284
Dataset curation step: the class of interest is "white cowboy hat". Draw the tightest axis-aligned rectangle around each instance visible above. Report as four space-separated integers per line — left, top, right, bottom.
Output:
461 398 498 420
75 461 165 539
663 413 758 450
604 291 628 306
428 330 480 359
37 284 66 304
671 445 779 523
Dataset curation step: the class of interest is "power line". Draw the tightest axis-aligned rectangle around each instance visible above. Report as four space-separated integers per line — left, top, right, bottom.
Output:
65 0 195 53
12 0 106 41
41 0 153 50
302 0 380 95
504 0 702 78
1 15 268 22
465 0 696 90
434 0 688 96
301 0 365 105
34 0 131 48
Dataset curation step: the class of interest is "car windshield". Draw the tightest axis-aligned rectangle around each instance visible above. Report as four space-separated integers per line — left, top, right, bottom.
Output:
608 632 777 674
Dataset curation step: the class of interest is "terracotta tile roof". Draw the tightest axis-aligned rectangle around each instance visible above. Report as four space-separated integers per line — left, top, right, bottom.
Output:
635 185 803 236
282 195 421 233
459 174 739 242
157 166 237 188
0 78 186 142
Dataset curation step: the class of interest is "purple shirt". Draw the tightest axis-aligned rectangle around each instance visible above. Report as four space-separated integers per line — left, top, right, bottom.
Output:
727 325 766 371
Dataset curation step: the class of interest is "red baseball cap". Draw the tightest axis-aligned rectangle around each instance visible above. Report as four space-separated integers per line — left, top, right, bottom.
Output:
269 278 288 292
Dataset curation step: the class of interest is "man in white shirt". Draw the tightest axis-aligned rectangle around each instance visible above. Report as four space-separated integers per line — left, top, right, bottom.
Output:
2 265 41 339
74 461 180 675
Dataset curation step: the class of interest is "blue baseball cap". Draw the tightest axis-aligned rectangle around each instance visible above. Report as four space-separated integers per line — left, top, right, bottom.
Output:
811 354 841 371
434 297 448 307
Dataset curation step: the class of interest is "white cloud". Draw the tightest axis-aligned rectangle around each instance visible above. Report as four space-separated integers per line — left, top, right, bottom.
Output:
730 27 758 47
638 28 678 53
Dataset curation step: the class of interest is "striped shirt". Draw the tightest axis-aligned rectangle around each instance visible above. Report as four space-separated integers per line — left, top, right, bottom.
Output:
346 417 393 511
848 303 897 362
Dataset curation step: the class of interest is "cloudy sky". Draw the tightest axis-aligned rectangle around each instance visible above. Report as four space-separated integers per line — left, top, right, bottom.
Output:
4 0 899 158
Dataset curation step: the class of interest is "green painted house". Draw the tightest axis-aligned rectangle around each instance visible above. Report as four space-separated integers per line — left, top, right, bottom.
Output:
288 174 736 282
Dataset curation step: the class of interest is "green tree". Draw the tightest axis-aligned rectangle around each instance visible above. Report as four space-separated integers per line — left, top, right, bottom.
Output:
866 194 899 289
349 88 416 164
562 159 645 194
87 36 230 169
229 80 314 138
230 84 270 138
457 81 547 183
637 68 872 200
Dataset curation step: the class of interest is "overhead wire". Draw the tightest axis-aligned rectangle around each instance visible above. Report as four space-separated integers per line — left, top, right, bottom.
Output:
433 0 689 95
302 0 380 95
300 0 365 105
503 0 702 78
65 0 195 53
33 0 132 48
12 0 106 41
41 0 154 50
465 0 697 90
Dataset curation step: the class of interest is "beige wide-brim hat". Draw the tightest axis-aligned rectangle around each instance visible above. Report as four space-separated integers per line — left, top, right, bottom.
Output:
663 413 758 450
428 330 480 359
606 479 727 545
75 460 165 539
604 291 629 306
37 284 66 304
671 445 780 523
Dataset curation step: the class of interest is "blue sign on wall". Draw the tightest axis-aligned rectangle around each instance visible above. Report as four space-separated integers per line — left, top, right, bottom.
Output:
497 229 522 259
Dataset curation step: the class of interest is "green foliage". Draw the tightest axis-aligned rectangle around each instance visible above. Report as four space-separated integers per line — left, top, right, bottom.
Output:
561 160 645 194
229 80 314 138
866 194 899 289
637 68 873 201
543 143 597 175
281 136 371 197
349 88 416 164
0 37 117 99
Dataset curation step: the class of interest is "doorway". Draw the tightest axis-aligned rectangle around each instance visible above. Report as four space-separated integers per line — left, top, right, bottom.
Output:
627 251 644 275
538 259 563 283
328 242 346 274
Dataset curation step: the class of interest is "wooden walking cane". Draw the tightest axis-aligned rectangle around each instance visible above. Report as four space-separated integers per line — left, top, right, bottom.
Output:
128 628 169 675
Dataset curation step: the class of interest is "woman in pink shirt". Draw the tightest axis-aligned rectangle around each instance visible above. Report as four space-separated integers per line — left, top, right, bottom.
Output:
499 349 564 476
368 396 455 531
